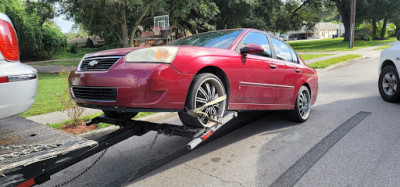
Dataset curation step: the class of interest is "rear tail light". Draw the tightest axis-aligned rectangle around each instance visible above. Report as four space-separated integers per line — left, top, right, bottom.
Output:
0 76 8 83
0 19 19 61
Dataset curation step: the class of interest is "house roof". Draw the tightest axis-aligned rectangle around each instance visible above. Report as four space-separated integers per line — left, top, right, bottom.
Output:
315 22 341 30
287 22 341 34
67 36 103 43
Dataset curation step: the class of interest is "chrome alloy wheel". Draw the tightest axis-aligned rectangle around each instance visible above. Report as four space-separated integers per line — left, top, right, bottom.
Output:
194 78 227 126
382 72 398 96
297 89 311 120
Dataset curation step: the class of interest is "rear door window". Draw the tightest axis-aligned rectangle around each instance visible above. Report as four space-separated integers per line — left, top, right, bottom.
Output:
289 48 299 64
271 37 292 62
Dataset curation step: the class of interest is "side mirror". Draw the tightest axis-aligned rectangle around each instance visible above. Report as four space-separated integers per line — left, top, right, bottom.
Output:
240 44 264 54
397 31 400 41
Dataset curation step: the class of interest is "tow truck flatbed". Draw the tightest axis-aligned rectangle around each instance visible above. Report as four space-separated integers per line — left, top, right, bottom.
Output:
0 116 97 186
0 111 238 187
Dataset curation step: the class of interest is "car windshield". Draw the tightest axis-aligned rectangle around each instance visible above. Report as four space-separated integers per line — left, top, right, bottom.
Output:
168 30 242 49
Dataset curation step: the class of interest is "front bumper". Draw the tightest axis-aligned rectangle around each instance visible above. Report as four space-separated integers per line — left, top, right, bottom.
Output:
69 58 193 111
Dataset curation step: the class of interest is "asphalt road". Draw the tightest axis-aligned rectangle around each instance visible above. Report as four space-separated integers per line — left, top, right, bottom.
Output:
39 56 400 187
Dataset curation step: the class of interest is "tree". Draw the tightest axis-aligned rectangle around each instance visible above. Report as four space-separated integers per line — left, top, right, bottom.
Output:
162 0 219 34
0 0 66 60
56 0 159 47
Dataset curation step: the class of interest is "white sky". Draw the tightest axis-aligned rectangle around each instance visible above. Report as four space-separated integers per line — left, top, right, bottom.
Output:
54 15 74 33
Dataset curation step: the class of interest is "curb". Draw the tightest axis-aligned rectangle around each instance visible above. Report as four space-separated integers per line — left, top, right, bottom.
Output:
315 56 367 74
78 112 178 140
24 58 82 65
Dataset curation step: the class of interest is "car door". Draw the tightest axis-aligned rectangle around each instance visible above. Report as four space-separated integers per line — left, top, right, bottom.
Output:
270 37 299 105
237 32 277 104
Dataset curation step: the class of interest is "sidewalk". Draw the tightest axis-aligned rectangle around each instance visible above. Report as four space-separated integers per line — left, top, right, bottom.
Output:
302 42 393 64
31 65 74 73
27 108 101 125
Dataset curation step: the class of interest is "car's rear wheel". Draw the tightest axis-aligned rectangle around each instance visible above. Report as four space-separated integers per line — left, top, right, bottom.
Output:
102 110 138 120
178 73 227 128
378 66 400 102
289 85 311 122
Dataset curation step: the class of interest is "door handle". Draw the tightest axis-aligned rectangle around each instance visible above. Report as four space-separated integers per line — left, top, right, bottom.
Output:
295 68 301 73
269 63 277 69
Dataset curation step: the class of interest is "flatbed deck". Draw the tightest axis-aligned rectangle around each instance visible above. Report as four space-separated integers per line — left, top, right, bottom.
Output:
0 116 97 186
0 111 238 186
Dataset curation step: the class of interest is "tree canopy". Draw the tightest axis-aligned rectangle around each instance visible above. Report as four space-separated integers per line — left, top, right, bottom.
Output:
0 0 66 61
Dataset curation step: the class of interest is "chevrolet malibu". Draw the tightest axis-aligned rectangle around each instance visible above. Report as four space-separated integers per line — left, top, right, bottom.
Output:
0 13 37 119
69 29 318 128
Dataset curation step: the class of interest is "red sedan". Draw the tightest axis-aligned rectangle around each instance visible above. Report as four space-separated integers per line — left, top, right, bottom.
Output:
69 29 318 127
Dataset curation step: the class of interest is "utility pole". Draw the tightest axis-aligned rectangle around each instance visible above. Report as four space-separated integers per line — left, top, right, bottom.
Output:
350 0 356 48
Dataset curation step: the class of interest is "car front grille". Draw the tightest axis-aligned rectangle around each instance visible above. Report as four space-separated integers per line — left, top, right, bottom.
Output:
72 87 117 101
79 56 121 71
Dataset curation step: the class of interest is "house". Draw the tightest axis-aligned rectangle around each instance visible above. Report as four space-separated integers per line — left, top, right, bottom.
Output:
133 26 187 47
287 22 345 40
67 36 104 47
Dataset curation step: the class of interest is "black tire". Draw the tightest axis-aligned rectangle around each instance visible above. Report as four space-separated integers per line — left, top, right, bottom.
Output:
378 66 400 102
102 110 138 120
289 86 311 122
178 73 227 128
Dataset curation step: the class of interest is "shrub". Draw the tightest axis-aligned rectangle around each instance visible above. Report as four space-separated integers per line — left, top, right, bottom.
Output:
58 66 84 127
68 43 78 54
85 38 94 48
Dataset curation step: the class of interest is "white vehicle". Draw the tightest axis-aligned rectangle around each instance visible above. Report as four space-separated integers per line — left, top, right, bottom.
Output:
378 32 400 102
0 13 37 119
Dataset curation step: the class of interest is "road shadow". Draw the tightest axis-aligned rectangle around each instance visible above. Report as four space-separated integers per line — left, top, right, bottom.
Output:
255 95 400 187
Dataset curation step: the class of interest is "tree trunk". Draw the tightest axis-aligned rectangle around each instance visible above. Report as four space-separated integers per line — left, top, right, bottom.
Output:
129 3 153 47
372 18 377 37
334 0 351 42
381 16 388 39
120 3 129 48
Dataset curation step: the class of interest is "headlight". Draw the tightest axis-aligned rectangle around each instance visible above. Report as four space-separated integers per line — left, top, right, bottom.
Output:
125 47 179 63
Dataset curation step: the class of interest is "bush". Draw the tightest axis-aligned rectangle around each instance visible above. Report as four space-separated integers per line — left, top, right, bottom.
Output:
85 38 94 48
0 0 66 61
356 34 373 41
68 43 78 54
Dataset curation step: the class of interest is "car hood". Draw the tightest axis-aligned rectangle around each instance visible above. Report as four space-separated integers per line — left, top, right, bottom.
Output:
84 46 236 59
84 47 142 58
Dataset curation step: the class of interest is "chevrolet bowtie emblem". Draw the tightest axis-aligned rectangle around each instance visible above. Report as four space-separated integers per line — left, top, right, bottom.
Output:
88 60 99 66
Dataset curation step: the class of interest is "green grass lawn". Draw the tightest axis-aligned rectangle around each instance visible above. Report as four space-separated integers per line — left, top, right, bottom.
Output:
33 59 81 66
308 54 362 69
375 44 392 50
20 73 65 117
299 54 333 60
289 37 396 52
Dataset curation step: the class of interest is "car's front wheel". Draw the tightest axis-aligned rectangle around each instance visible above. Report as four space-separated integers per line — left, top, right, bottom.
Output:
378 66 400 102
289 85 311 122
178 73 227 128
102 110 138 120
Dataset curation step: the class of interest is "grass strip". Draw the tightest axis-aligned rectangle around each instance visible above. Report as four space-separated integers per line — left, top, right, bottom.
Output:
299 54 333 60
308 54 362 69
33 59 81 66
48 112 156 133
375 44 392 50
289 37 396 52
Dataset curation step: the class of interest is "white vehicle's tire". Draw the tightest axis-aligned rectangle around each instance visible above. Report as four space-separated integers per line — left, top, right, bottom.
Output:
379 66 400 102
